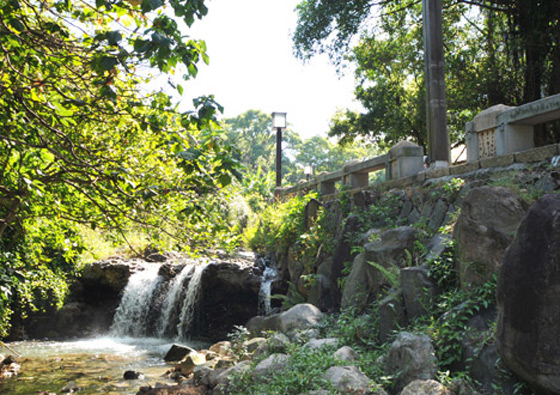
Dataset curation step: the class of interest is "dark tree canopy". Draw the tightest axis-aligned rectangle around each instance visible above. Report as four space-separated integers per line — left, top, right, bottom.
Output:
294 0 560 147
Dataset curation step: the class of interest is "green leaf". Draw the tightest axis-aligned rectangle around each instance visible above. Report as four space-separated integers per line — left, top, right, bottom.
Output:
106 31 122 46
217 173 231 187
177 84 184 96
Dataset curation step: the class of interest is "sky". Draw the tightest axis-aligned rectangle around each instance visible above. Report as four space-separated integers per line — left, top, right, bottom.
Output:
175 0 361 139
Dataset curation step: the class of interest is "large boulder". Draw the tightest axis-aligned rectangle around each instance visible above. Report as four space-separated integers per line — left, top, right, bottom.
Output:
401 265 437 320
454 186 526 288
198 261 261 341
246 303 323 336
497 194 560 393
400 379 450 395
341 227 416 311
323 365 373 394
384 332 437 392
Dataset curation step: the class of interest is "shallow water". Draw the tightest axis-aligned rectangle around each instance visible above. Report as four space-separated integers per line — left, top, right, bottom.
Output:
0 337 204 395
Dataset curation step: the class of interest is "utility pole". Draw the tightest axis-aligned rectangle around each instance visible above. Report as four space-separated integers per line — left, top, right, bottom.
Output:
422 0 450 167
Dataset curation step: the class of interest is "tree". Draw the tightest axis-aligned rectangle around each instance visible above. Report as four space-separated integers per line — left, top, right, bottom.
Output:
223 110 300 179
0 0 240 336
294 0 560 146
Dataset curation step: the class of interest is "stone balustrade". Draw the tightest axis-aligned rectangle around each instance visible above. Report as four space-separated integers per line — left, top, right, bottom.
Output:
466 93 560 162
279 93 560 201
279 141 424 199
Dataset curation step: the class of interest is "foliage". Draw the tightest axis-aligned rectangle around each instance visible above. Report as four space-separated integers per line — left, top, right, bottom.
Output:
244 192 317 254
227 325 251 360
223 109 382 187
414 275 498 369
294 0 560 147
228 342 340 395
271 281 306 311
0 0 245 337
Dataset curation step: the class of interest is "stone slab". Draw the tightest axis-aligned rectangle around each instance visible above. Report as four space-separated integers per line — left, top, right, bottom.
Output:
514 144 559 164
425 166 450 179
449 161 480 175
480 154 515 168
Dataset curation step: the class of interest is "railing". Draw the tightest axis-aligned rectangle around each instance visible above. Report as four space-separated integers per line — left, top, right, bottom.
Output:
466 93 560 161
280 93 560 200
279 141 425 199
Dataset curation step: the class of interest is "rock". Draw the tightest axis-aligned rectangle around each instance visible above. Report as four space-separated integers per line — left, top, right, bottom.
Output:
136 383 207 394
304 338 339 350
0 355 20 379
211 360 251 388
198 261 261 341
400 379 450 395
385 332 437 392
178 352 206 376
341 227 417 311
124 370 145 380
81 259 138 292
246 303 323 335
378 292 406 343
323 365 371 393
454 186 526 288
208 341 232 357
428 199 449 230
266 333 291 354
401 265 437 320
2 355 17 365
425 233 452 262
330 214 361 307
333 346 358 362
278 303 324 332
366 227 417 268
243 337 266 353
253 353 289 377
340 253 375 311
304 198 321 230
61 380 80 393
164 344 196 362
307 274 334 312
214 358 235 370
497 194 560 394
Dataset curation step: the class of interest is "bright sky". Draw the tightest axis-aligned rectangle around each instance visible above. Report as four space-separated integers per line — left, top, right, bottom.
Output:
176 0 361 139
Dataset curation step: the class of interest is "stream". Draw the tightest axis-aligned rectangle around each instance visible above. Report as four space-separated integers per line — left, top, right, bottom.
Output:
0 337 206 394
0 254 275 394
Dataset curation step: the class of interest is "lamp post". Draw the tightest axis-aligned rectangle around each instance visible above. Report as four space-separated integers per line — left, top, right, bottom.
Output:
304 164 313 181
272 112 287 191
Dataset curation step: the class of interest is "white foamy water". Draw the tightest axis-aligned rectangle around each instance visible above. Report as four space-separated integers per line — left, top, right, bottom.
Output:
110 264 164 337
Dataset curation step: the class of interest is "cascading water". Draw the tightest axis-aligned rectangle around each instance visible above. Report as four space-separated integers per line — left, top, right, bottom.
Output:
177 265 205 338
258 258 278 316
111 261 207 340
110 264 164 337
156 265 194 338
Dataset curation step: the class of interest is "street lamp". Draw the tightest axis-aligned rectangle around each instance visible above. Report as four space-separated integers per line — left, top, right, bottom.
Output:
304 164 313 181
272 112 287 189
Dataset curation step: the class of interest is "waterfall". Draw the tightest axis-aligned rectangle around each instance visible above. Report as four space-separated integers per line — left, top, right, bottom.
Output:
156 265 194 338
111 262 207 339
110 264 164 337
258 259 277 316
177 264 205 339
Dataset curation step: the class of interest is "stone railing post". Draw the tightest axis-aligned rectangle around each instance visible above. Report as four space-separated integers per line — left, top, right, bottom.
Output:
388 141 424 179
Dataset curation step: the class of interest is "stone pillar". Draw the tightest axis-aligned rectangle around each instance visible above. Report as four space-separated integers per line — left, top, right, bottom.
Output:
465 104 513 162
389 141 424 179
349 173 368 189
319 181 336 196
